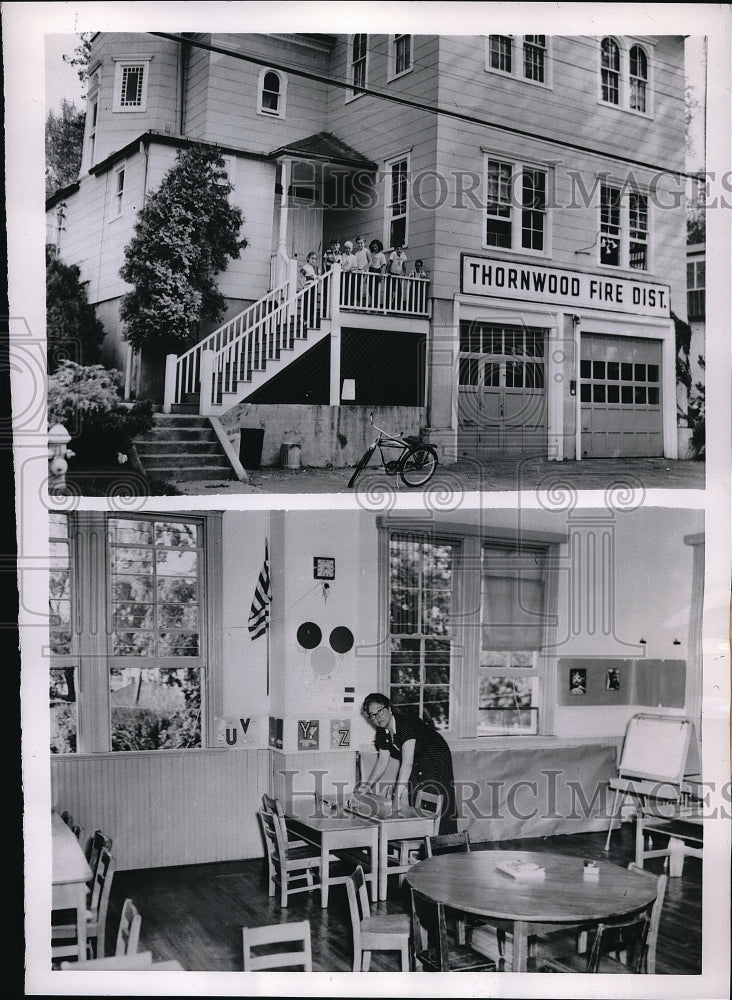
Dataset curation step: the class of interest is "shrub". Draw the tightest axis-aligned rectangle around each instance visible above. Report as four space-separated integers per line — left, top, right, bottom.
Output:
46 244 106 371
47 360 154 461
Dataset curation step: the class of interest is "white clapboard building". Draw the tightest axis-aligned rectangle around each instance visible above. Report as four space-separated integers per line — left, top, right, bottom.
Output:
46 32 689 470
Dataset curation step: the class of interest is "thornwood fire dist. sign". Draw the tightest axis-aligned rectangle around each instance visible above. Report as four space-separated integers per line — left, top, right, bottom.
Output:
461 254 670 318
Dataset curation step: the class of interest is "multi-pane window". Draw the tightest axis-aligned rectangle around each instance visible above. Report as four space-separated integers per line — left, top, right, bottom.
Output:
385 526 557 737
459 324 545 390
687 257 705 320
387 157 409 248
600 185 621 266
628 192 648 269
600 184 650 270
523 35 546 82
486 158 548 253
487 35 550 84
629 45 648 112
259 70 284 116
601 37 620 104
112 165 125 218
479 544 547 735
388 535 454 730
489 35 512 73
113 58 150 112
49 514 216 754
88 98 98 165
599 38 651 114
350 34 367 96
394 34 412 76
579 356 660 406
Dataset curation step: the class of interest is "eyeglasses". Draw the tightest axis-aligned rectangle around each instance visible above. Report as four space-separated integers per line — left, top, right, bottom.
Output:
367 706 389 720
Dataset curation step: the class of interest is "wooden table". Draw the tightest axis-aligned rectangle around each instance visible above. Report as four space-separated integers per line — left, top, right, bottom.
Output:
52 810 92 960
285 801 380 908
406 849 658 972
347 799 438 901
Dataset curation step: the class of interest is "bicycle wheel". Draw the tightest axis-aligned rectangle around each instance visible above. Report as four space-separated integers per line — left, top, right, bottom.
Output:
399 444 438 487
348 446 376 487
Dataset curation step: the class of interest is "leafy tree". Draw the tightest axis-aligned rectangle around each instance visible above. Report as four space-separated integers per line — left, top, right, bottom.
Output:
119 145 247 353
46 244 106 370
45 99 86 198
62 32 93 90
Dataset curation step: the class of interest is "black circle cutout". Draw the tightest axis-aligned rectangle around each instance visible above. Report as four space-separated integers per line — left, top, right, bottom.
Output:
297 621 322 649
329 626 354 654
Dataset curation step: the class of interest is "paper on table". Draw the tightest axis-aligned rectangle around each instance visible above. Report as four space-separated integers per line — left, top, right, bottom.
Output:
495 859 546 881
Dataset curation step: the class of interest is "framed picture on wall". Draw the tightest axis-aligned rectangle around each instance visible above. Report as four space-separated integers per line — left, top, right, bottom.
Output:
606 667 621 691
569 668 587 695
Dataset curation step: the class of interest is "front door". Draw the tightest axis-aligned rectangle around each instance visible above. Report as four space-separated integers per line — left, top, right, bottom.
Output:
271 191 324 279
458 323 547 456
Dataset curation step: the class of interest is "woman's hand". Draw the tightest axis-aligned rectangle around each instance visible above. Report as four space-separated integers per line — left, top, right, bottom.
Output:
354 781 371 795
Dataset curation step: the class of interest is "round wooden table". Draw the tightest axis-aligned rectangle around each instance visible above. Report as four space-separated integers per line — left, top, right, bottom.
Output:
406 849 658 971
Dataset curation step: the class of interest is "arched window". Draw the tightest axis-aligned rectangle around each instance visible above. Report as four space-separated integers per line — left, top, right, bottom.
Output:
629 45 648 113
601 37 620 104
258 69 286 117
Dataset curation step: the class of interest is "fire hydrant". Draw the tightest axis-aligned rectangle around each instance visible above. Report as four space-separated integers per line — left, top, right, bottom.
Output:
48 423 74 493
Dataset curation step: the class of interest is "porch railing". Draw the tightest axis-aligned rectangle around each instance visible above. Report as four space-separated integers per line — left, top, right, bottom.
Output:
338 271 430 316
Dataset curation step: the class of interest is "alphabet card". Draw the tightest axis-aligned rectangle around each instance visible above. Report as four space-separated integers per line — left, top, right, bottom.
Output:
330 718 351 749
214 716 258 748
268 716 283 750
297 719 320 750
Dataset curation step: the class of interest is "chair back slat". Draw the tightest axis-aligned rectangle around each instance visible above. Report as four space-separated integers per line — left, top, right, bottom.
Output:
242 920 312 972
115 898 142 956
425 831 470 858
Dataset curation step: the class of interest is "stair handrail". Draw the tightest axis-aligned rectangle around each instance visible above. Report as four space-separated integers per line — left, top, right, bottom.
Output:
167 278 291 410
202 269 333 411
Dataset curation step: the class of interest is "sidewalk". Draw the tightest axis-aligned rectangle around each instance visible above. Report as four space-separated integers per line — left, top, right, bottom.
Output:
171 456 706 496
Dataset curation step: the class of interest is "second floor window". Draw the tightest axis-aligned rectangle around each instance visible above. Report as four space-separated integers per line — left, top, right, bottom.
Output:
687 258 705 319
601 184 649 271
599 38 651 115
487 35 550 85
112 164 125 218
393 34 412 76
387 156 409 248
601 37 620 104
350 34 368 97
523 35 546 83
629 45 648 113
486 158 547 253
489 35 512 73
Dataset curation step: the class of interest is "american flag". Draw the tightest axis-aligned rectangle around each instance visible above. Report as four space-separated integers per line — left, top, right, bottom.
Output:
248 539 271 640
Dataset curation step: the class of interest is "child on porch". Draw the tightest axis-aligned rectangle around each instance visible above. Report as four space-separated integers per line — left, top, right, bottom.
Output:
387 244 408 309
322 238 342 273
408 259 428 311
368 239 387 308
340 240 358 305
354 235 371 306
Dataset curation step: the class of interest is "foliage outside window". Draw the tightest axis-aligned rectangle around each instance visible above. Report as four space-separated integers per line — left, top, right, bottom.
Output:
385 526 557 737
388 535 454 730
49 514 218 754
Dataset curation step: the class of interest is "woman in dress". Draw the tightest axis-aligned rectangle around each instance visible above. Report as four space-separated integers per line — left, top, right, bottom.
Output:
357 692 457 834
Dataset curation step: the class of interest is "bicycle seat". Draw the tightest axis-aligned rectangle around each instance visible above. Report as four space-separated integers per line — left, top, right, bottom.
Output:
404 435 421 446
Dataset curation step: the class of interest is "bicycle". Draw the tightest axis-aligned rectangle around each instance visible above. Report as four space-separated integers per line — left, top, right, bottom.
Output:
348 413 439 488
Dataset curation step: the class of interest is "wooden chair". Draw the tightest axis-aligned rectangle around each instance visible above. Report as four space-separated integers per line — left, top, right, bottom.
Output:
52 845 115 959
242 920 312 972
61 951 154 971
259 808 336 907
261 794 306 848
410 887 496 972
538 867 667 974
389 789 443 887
115 898 142 957
346 865 411 971
423 831 474 945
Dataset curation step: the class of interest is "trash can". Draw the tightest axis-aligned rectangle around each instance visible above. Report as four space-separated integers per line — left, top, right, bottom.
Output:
239 427 265 470
280 441 301 469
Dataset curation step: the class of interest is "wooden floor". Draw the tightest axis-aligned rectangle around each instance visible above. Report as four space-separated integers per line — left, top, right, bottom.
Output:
104 823 701 974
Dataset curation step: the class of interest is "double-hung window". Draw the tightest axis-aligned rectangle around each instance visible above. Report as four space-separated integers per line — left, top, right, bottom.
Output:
113 56 151 112
348 34 368 98
687 256 705 320
390 34 412 78
486 157 548 253
382 522 560 738
486 35 551 86
385 154 409 249
600 183 650 270
258 69 286 117
112 163 125 218
49 513 222 754
599 38 652 115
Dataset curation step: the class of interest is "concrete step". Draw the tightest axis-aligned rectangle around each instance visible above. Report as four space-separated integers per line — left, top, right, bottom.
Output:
137 453 231 471
137 427 218 443
135 438 220 454
143 464 235 482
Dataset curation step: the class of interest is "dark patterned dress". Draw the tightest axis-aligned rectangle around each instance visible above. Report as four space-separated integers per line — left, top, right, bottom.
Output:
374 714 457 835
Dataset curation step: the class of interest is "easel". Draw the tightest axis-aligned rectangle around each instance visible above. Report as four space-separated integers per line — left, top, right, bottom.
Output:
604 714 700 874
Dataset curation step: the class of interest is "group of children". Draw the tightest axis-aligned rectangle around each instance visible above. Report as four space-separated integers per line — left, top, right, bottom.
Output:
298 236 428 311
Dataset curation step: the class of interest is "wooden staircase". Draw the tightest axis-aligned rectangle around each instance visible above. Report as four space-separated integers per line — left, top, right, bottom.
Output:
133 414 237 483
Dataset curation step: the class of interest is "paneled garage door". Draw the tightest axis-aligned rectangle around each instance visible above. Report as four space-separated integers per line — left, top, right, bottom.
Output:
580 333 663 457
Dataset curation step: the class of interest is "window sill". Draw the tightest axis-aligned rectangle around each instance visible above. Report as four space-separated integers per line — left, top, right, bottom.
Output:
484 67 553 90
596 99 653 120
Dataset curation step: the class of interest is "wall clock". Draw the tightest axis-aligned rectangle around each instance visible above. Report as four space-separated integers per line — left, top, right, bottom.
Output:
313 557 335 580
